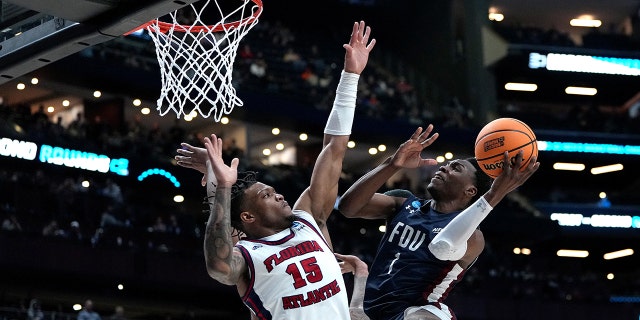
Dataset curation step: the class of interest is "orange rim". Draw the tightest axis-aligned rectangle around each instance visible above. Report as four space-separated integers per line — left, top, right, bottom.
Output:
125 0 263 35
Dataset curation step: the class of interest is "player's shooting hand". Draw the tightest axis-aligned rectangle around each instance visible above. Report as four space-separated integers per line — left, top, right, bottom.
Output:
486 150 539 205
391 125 439 169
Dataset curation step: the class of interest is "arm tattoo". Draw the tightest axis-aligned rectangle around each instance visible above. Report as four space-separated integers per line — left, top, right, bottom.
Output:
204 186 236 282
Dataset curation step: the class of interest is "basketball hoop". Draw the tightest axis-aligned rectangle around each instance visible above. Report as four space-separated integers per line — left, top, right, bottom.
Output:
131 0 263 121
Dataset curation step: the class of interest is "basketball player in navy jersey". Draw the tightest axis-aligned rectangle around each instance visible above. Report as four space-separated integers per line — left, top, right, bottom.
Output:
338 125 539 320
176 21 376 320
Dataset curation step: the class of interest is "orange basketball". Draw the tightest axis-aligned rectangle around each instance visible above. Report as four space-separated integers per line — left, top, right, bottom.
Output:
474 118 538 178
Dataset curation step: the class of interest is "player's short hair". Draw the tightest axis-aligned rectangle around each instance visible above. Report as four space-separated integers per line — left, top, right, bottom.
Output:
465 157 493 203
230 171 258 232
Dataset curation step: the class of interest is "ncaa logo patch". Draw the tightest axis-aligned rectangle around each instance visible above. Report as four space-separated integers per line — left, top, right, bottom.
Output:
292 221 304 230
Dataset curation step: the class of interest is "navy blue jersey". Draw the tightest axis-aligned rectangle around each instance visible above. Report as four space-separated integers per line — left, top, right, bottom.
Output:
363 195 468 320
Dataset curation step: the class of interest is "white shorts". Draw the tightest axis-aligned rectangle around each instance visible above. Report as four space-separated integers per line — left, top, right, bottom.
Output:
404 303 454 320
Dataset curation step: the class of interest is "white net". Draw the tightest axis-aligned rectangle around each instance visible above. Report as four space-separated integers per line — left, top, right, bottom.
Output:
145 0 262 121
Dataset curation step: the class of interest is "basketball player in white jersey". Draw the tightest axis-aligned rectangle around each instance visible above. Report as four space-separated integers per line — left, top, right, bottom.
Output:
178 21 376 319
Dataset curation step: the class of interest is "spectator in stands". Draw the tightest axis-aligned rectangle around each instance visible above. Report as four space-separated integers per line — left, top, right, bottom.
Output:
27 298 44 320
166 213 182 236
67 220 85 243
99 205 128 229
249 52 269 84
1 213 23 233
31 105 49 128
78 299 101 320
238 43 255 61
282 46 305 71
109 305 126 320
100 178 124 207
42 219 65 237
148 216 167 233
67 112 87 139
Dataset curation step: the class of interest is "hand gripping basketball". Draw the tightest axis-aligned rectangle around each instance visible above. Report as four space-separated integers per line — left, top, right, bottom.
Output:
474 118 538 178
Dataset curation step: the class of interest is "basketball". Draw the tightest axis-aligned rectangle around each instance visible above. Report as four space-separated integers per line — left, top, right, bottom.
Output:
474 118 538 178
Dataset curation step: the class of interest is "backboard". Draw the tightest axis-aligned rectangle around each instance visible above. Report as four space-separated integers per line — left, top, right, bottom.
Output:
0 0 199 85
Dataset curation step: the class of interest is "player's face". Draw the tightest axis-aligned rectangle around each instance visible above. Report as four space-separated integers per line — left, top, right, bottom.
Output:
427 159 476 200
244 182 295 229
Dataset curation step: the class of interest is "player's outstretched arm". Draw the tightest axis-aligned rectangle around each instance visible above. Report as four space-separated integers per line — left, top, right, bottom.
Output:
294 21 376 237
338 126 438 220
335 253 370 320
202 134 246 285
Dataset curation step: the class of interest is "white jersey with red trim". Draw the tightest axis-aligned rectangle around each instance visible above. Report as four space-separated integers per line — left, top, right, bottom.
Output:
235 210 349 320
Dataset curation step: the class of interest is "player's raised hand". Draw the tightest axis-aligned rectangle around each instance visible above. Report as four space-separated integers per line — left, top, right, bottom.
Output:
203 134 238 188
176 143 207 173
390 125 440 169
343 21 376 75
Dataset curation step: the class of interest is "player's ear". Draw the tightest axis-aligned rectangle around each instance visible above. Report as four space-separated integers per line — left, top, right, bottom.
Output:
464 185 478 198
240 211 255 223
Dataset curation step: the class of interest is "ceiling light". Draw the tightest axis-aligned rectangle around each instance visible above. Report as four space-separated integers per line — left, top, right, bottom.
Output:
16 83 25 90
436 156 445 163
272 128 280 135
377 144 386 152
505 82 537 91
368 148 378 155
557 249 589 258
262 148 271 156
62 100 70 107
221 117 229 124
603 249 633 260
444 152 453 159
299 133 308 141
591 163 623 174
93 91 101 98
347 141 355 148
31 78 38 85
488 13 504 22
276 143 284 150
553 162 585 171
133 99 141 106
141 107 151 115
570 18 602 28
565 86 597 95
